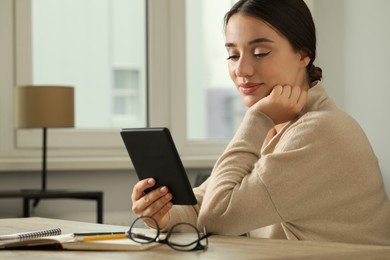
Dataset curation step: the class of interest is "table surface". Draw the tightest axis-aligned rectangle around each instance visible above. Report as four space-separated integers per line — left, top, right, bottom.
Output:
1 217 390 259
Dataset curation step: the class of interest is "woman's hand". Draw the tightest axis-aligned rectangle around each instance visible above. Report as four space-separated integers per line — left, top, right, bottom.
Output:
131 178 173 229
251 85 307 125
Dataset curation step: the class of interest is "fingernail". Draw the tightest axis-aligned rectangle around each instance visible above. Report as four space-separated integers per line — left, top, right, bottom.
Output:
165 193 171 199
160 186 167 193
148 178 154 184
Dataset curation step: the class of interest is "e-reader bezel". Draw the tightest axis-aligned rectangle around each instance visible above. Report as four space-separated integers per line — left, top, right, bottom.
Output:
120 127 197 205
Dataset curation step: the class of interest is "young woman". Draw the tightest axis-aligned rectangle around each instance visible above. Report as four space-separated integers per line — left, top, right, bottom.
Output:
131 0 390 245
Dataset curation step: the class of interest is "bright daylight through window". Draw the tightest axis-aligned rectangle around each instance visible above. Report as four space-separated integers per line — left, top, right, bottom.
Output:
32 0 147 129
32 0 243 141
186 0 244 140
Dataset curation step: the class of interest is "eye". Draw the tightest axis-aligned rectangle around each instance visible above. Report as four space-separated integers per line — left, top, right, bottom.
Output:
254 51 271 58
226 55 239 61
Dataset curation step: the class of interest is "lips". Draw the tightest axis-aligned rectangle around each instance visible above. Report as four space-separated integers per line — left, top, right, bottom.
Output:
239 83 262 95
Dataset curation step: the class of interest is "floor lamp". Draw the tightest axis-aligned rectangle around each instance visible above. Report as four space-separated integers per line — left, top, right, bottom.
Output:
15 86 75 197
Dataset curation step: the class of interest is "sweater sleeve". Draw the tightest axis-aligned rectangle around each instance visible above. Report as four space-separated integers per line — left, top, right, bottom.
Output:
197 109 279 235
165 109 275 232
163 181 206 230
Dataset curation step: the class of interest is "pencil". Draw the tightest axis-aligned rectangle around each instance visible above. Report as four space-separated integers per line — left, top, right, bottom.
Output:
74 231 125 236
81 234 128 241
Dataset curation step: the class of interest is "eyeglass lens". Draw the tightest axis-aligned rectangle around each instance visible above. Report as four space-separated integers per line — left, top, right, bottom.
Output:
128 217 159 244
129 216 209 251
167 223 204 251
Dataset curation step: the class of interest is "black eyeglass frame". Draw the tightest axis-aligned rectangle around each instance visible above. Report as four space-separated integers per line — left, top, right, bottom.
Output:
128 216 212 252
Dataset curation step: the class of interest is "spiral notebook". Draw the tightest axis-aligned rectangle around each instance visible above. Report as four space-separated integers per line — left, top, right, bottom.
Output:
0 228 61 241
0 229 158 251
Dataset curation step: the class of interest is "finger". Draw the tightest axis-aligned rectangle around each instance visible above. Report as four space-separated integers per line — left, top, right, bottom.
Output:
152 201 173 223
132 178 155 202
141 201 172 230
143 217 159 229
281 85 292 98
270 85 283 97
142 189 173 217
290 85 302 103
132 186 170 215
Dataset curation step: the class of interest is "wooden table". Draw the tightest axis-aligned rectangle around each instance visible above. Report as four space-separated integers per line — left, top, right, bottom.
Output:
1 217 390 259
0 190 103 223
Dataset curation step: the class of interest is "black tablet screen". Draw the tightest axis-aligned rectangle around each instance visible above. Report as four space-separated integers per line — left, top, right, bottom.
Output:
120 127 197 205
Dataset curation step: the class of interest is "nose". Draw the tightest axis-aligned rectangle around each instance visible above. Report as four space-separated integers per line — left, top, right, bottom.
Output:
235 56 254 77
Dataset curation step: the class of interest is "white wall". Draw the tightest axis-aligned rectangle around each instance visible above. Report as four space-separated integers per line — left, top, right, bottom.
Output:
314 0 390 194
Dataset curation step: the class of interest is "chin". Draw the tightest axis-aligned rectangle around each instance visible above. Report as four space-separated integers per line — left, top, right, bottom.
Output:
242 97 259 108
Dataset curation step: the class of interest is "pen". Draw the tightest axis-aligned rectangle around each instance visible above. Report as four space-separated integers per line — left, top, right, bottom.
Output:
74 231 126 236
80 234 128 241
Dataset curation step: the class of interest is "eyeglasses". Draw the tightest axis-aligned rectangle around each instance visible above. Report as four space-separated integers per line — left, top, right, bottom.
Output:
128 216 212 252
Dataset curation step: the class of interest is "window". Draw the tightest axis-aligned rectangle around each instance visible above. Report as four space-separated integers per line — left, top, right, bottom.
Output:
166 0 238 160
31 0 147 129
112 68 143 127
1 0 243 170
186 0 244 141
11 0 148 169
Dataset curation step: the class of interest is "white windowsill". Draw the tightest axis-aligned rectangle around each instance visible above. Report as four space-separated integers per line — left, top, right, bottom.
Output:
0 155 217 172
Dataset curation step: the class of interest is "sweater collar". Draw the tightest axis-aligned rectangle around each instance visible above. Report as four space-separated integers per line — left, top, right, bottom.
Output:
301 81 331 115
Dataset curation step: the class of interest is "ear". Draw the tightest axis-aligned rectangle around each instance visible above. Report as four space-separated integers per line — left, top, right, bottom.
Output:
299 50 311 68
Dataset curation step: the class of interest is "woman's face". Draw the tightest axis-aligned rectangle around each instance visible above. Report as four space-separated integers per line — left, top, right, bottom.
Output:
225 14 310 108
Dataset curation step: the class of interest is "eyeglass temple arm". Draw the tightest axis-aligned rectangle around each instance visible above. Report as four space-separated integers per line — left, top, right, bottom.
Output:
168 231 213 248
131 233 155 241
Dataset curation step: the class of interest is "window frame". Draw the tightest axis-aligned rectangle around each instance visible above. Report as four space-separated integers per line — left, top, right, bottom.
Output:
153 0 228 165
0 0 229 171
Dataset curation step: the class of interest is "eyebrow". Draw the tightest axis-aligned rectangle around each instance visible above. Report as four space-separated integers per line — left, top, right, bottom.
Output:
225 37 274 48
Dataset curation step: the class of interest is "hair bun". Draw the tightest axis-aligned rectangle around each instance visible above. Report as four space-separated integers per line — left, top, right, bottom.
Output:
308 64 322 83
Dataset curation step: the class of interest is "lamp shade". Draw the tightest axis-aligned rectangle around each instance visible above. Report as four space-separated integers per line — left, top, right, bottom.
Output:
15 86 75 129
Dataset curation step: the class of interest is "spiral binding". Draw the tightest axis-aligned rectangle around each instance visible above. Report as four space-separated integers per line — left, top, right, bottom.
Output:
17 228 62 240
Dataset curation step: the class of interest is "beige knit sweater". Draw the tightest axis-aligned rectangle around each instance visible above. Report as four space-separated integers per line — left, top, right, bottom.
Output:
167 82 390 246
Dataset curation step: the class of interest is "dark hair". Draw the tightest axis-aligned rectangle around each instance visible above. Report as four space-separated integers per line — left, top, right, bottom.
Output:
224 0 322 84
